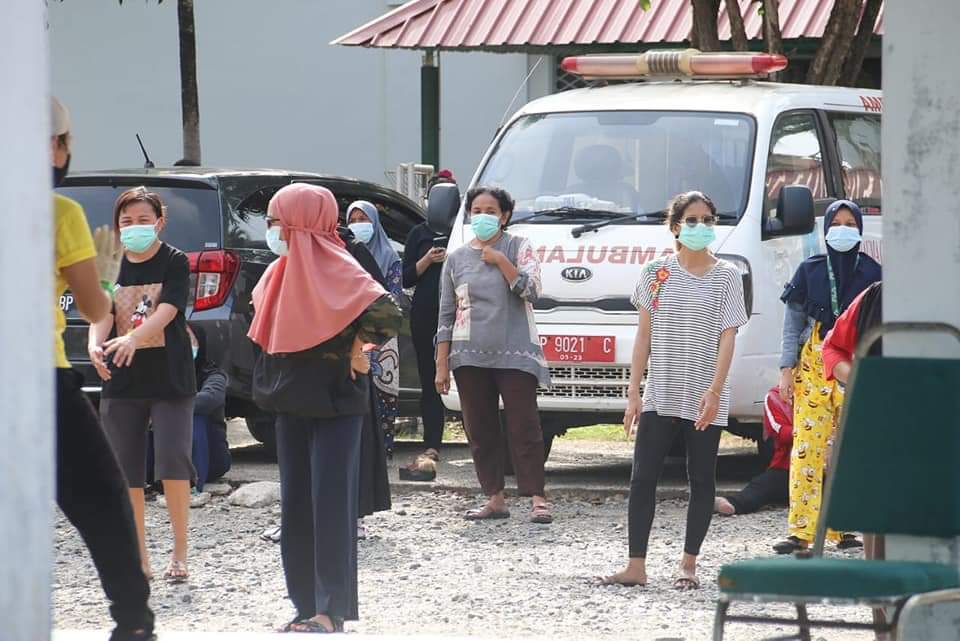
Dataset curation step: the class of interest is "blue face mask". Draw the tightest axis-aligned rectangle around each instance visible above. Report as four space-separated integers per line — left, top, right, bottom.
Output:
349 222 374 244
265 226 288 256
192 345 199 360
825 225 862 253
119 224 158 253
677 223 716 251
471 213 502 241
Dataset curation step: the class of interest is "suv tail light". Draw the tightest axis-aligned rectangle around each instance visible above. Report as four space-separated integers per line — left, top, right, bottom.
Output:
187 250 239 311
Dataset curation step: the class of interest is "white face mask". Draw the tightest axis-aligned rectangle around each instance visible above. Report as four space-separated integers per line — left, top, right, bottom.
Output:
265 225 288 256
348 222 374 244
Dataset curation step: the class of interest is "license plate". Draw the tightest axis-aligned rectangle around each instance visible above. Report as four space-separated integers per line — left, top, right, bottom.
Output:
540 335 616 363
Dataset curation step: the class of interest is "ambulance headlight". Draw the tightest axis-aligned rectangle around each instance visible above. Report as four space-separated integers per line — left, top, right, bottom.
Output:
717 254 753 317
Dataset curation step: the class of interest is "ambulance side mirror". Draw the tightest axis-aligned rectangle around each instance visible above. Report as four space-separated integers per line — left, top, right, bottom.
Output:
427 183 460 236
765 185 815 238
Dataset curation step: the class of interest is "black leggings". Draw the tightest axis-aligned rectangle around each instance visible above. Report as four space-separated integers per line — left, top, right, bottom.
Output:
628 412 722 558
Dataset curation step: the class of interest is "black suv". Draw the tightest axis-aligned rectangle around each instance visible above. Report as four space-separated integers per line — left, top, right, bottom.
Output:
57 168 425 445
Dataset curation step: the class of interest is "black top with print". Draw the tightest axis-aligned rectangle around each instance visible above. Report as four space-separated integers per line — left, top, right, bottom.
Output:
102 243 197 399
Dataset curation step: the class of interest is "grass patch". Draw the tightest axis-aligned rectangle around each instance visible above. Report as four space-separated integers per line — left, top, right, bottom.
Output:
561 424 629 442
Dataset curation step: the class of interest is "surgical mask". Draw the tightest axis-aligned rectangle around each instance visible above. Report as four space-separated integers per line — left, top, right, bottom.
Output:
119 224 159 253
192 346 199 360
471 213 502 241
349 222 374 244
825 225 862 253
265 225 288 256
677 223 716 251
53 154 71 187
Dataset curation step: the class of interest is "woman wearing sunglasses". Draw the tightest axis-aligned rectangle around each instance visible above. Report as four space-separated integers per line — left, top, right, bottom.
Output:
600 191 748 590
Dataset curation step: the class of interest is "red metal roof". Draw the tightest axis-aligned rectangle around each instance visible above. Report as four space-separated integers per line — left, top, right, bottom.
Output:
332 0 883 50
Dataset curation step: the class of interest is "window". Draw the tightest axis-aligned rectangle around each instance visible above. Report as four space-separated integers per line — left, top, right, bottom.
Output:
222 177 290 249
479 111 755 223
829 112 882 210
57 183 222 251
765 112 828 216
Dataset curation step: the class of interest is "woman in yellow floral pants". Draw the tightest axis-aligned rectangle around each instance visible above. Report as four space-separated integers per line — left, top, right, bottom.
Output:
775 199 881 554
786 325 844 546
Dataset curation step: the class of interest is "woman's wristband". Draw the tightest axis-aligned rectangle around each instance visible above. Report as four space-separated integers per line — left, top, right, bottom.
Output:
100 280 115 301
707 388 721 399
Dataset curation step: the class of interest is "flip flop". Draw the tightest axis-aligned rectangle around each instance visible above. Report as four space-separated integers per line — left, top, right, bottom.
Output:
773 536 807 555
261 525 282 543
674 575 701 591
530 503 554 524
464 506 510 520
163 559 188 584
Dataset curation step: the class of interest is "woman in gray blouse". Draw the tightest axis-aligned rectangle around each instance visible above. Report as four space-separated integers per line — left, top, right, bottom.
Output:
435 187 553 523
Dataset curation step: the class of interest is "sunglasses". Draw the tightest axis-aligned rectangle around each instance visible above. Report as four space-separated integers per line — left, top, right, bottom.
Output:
683 215 717 228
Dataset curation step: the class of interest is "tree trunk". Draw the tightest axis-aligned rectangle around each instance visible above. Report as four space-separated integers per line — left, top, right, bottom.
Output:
762 0 783 55
839 0 881 86
178 0 201 164
725 0 749 52
691 0 721 52
806 0 861 86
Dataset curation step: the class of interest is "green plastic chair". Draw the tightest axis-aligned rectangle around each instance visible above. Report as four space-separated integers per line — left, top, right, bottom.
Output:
714 322 960 641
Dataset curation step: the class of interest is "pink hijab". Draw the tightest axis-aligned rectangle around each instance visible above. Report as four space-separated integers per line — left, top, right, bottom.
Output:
247 183 386 355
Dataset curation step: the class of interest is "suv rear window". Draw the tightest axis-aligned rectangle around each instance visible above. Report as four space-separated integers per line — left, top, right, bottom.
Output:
56 184 222 251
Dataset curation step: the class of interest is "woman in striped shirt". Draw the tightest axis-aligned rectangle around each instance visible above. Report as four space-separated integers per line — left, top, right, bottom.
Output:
600 191 748 590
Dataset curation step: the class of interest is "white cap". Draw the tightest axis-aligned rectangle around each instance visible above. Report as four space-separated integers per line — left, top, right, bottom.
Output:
52 96 71 137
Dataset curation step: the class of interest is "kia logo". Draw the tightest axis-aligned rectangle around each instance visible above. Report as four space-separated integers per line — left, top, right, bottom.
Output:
561 266 593 282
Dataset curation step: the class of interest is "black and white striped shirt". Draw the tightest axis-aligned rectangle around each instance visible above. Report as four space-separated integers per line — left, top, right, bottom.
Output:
630 254 748 427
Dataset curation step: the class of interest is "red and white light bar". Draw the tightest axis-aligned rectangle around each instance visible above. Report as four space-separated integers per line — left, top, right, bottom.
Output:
560 49 788 79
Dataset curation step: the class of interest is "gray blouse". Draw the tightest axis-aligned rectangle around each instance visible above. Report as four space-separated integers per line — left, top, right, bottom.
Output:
437 233 550 387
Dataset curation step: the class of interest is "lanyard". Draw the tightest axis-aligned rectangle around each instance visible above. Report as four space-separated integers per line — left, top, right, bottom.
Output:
826 254 859 318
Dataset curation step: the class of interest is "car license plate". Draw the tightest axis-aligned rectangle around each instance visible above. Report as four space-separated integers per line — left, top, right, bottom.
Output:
540 335 615 363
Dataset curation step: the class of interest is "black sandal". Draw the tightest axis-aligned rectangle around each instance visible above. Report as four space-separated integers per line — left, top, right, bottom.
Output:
773 536 808 555
837 534 864 550
109 628 157 641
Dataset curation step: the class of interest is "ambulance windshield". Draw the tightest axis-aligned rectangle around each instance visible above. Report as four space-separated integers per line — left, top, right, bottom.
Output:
479 111 754 224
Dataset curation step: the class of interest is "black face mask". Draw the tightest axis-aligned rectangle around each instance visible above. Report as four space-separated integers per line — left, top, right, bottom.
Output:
53 153 71 187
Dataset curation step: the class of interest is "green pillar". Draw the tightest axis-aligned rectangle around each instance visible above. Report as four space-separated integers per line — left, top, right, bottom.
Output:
421 50 440 169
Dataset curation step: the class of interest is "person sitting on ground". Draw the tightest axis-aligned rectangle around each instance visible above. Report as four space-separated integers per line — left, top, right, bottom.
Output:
715 386 792 516
186 324 230 490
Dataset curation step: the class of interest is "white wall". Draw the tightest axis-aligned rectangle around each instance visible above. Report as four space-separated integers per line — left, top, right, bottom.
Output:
48 0 532 190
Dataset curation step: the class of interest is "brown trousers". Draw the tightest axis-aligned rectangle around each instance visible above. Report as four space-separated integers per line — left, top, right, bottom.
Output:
454 366 545 497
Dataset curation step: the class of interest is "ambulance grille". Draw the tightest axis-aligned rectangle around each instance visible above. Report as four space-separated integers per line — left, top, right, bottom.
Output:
539 365 633 399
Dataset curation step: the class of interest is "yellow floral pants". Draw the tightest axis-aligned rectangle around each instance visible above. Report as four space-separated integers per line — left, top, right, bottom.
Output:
788 324 845 543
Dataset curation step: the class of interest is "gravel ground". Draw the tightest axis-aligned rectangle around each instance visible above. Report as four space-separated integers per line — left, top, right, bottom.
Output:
53 489 873 640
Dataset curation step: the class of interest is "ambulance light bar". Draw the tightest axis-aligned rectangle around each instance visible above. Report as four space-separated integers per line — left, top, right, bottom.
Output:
560 49 788 79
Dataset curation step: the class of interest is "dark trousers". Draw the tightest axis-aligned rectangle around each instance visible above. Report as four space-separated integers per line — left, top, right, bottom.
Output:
629 412 722 558
56 368 153 633
276 413 362 622
411 308 445 450
725 467 789 515
453 367 545 497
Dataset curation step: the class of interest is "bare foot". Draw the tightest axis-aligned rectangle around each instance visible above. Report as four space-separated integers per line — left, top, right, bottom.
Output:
141 564 153 582
163 558 188 583
596 565 646 587
714 496 736 516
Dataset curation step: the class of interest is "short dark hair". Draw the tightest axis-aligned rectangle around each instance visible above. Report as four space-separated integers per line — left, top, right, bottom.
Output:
465 186 515 218
113 186 166 230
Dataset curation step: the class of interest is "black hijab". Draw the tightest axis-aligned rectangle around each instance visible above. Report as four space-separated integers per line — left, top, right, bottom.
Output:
781 199 882 338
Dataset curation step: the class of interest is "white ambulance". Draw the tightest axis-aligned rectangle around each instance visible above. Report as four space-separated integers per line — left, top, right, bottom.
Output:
428 51 882 454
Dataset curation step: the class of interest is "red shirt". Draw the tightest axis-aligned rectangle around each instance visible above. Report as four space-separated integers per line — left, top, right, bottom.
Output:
822 287 870 381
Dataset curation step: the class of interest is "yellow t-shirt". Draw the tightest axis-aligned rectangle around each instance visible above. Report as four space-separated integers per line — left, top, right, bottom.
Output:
54 194 97 369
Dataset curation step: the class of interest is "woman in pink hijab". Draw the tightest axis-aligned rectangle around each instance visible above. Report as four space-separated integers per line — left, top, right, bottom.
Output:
248 183 401 633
